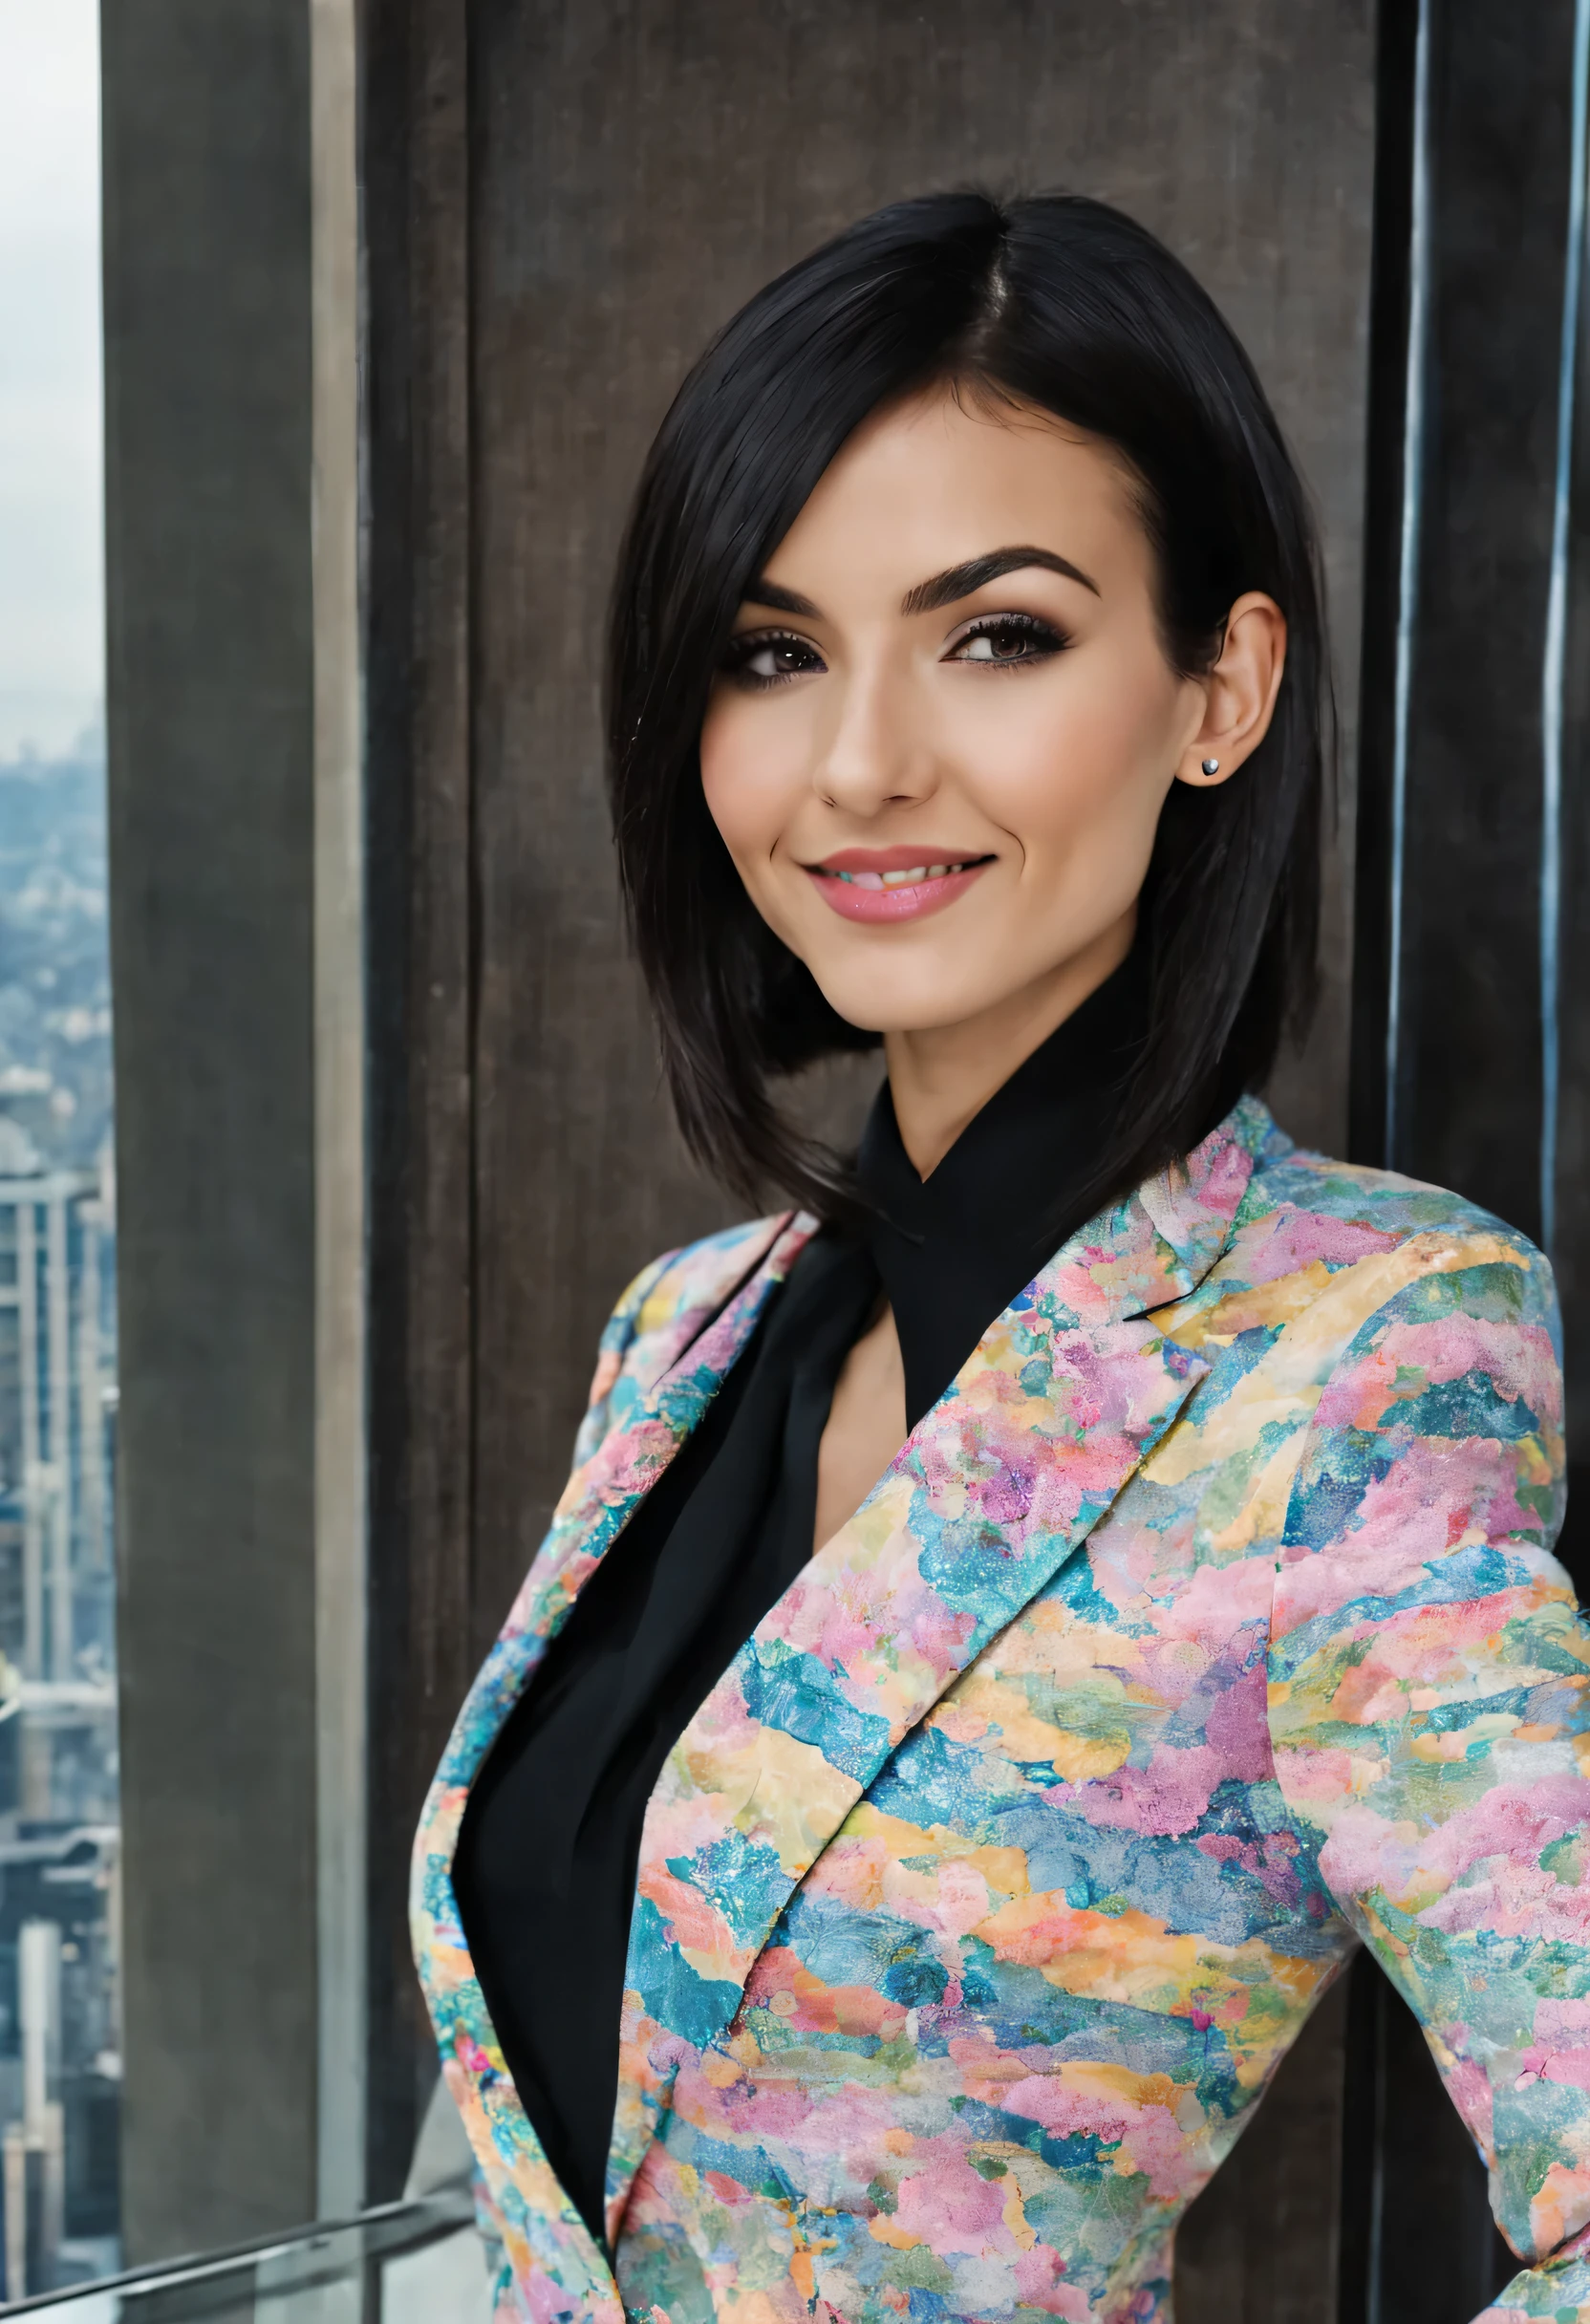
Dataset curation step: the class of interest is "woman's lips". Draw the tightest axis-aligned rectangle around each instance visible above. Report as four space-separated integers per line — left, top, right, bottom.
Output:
804 854 992 924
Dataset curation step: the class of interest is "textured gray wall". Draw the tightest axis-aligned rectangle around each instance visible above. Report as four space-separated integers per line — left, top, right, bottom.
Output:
102 0 319 2259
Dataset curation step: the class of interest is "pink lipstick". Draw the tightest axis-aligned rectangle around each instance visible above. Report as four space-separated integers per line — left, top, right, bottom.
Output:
805 846 993 925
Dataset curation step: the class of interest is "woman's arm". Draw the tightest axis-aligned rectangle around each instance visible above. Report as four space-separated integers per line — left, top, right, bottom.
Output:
1267 1232 1589 2321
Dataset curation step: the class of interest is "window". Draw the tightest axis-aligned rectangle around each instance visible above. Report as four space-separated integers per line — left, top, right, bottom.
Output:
0 0 120 2291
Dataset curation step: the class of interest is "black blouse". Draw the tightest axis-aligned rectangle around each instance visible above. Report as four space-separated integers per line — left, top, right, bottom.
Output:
451 955 1148 2246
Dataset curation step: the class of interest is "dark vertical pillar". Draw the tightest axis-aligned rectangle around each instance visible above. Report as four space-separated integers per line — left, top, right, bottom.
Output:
101 0 320 2259
361 0 478 2202
1346 3 1588 2317
1349 0 1423 1177
1369 1 1576 1237
1557 30 1590 1594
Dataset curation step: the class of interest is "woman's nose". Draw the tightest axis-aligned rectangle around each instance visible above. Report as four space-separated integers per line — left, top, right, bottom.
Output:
811 659 937 813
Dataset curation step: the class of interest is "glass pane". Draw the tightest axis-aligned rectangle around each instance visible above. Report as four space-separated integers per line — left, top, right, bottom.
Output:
0 2199 487 2322
0 0 118 2296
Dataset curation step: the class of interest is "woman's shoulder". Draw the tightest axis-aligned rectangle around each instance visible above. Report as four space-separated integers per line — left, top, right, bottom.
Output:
573 1212 794 1465
615 1211 795 1341
1235 1108 1557 1327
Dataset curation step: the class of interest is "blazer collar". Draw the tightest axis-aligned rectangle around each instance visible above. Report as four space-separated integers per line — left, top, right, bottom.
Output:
418 1098 1269 2292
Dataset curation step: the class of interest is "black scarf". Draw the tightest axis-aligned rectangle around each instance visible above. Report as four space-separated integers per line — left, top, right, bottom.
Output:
452 954 1149 2246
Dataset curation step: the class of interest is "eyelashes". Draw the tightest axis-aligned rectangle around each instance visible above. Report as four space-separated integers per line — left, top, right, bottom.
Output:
720 611 1071 690
720 629 826 688
948 612 1069 667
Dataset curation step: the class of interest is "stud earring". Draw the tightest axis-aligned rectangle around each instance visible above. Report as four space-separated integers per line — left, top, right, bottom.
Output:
1200 757 1220 776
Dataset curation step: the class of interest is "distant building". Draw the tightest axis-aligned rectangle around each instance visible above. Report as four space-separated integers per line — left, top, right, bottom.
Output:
0 1113 118 2292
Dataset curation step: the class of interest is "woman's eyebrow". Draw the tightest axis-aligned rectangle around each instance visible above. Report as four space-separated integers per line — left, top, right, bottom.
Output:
743 577 819 617
902 545 1101 614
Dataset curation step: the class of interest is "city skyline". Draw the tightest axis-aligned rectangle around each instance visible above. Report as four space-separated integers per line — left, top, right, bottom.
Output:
0 2 120 2284
0 724 119 2293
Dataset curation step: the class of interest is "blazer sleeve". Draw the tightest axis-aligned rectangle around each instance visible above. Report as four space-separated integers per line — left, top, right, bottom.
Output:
1267 1230 1590 2322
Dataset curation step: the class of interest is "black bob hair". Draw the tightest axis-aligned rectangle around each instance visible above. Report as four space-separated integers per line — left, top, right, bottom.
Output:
607 189 1329 1223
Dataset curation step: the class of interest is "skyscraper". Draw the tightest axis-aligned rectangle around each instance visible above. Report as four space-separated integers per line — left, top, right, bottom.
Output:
0 1112 118 2292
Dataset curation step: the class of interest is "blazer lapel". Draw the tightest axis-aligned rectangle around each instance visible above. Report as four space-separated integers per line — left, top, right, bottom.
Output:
440 1212 811 1778
605 1100 1267 2236
411 1209 816 2309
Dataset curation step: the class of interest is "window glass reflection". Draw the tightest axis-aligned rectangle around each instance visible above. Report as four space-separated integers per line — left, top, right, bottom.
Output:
0 0 119 2292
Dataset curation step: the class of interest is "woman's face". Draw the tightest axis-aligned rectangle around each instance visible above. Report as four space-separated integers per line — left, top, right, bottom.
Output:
699 385 1283 1053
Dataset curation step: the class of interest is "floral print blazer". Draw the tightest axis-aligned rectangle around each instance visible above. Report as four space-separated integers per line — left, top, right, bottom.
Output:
412 1097 1587 2324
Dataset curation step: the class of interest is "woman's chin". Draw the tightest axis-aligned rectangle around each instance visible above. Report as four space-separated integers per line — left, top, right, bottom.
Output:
808 965 1015 1042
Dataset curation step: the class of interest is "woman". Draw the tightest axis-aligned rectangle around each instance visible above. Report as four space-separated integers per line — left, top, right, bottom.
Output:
413 193 1584 2324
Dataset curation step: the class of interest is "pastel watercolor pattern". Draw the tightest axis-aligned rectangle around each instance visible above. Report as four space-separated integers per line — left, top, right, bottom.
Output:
412 1099 1587 2324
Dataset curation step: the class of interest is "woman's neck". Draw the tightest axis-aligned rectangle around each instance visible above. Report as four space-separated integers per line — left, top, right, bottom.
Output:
883 909 1136 1179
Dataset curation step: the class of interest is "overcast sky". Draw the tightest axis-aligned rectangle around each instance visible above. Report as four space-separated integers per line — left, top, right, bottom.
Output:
0 0 101 763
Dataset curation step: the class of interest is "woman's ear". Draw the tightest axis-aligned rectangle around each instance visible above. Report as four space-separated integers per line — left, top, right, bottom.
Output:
1174 591 1288 787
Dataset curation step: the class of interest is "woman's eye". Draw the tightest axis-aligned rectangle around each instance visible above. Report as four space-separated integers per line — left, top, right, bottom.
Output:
949 614 1066 667
721 631 826 686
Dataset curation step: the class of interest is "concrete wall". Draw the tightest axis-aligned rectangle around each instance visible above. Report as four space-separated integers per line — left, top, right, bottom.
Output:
102 0 326 2258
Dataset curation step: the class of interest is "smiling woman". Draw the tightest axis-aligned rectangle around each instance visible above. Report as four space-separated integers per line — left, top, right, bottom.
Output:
416 192 1584 2324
